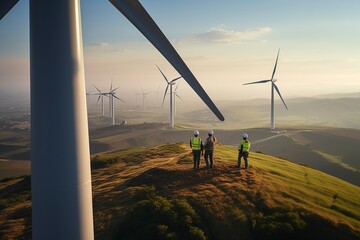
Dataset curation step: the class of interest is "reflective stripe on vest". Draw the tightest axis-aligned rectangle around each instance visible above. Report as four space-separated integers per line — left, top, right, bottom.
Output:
239 140 250 152
191 137 201 150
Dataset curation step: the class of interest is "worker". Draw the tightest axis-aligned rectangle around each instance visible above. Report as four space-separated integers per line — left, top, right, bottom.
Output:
238 133 251 169
190 130 203 170
204 130 217 170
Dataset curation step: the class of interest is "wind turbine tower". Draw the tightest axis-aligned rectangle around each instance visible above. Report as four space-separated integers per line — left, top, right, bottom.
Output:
157 65 182 128
93 85 107 117
141 89 150 110
243 49 288 130
1 0 224 239
108 90 125 125
173 82 183 116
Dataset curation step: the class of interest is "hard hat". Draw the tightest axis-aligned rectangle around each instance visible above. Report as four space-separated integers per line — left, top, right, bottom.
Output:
242 133 248 139
194 130 199 136
208 130 214 135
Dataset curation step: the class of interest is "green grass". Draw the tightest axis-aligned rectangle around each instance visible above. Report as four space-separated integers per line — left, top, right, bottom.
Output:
214 145 360 229
91 143 185 169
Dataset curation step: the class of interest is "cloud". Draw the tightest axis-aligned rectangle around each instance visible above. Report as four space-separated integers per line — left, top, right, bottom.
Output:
181 27 272 44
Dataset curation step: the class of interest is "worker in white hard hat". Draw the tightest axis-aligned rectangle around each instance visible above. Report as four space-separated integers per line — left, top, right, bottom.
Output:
238 133 251 169
190 130 203 170
204 130 217 170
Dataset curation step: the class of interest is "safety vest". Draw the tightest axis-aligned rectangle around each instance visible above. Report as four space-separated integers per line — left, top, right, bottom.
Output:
191 137 202 150
239 140 250 152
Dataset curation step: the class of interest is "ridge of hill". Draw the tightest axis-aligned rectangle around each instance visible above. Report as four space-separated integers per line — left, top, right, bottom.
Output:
0 143 359 239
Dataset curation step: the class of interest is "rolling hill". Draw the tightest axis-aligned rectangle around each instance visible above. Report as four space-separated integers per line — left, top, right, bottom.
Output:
1 143 359 239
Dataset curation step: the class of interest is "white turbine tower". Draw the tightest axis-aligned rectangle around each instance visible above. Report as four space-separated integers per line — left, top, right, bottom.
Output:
93 85 107 117
173 82 183 116
1 0 224 239
158 65 182 128
104 82 119 118
108 89 125 125
243 49 288 130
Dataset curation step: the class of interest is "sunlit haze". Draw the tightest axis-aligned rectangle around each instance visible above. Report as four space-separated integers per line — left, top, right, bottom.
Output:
1 0 359 104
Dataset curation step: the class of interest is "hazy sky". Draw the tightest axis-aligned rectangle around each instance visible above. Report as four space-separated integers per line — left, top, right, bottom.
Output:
1 0 359 104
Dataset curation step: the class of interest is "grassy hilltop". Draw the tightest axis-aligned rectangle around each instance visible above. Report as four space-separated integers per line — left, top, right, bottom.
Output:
0 143 359 239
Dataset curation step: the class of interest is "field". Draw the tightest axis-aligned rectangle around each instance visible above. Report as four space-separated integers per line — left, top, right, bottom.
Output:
0 122 359 186
1 143 359 239
0 95 359 239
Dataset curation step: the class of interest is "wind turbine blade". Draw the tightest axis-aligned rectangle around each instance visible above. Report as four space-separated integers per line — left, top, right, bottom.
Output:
271 49 280 81
176 93 184 101
93 84 102 93
156 65 169 83
109 0 225 121
97 95 101 103
243 79 271 85
113 95 125 103
111 87 119 93
175 82 180 91
273 83 288 110
162 84 169 106
110 80 113 92
170 76 182 84
0 0 19 20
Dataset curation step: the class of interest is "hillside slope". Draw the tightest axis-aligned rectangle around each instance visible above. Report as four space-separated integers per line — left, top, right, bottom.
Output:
0 143 359 240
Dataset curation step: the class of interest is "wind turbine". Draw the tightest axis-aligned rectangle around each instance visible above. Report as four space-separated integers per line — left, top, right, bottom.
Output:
243 49 288 130
106 86 125 125
141 89 150 110
93 85 107 117
158 65 182 128
134 91 140 108
104 81 119 118
173 82 183 116
1 0 224 239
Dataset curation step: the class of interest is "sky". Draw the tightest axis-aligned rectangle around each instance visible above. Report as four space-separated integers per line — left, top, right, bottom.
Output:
1 0 360 105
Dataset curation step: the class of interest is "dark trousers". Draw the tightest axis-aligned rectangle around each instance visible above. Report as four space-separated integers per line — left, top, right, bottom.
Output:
204 150 214 169
238 151 249 169
192 150 201 169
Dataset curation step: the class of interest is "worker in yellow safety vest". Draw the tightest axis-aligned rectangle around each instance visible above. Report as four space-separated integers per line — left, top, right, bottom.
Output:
238 133 251 169
190 130 203 170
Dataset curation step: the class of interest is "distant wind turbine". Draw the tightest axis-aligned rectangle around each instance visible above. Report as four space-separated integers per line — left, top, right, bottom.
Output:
108 90 125 125
93 85 107 117
141 89 150 110
157 65 182 128
243 49 288 130
1 0 224 239
104 81 119 118
173 82 183 116
134 91 140 108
